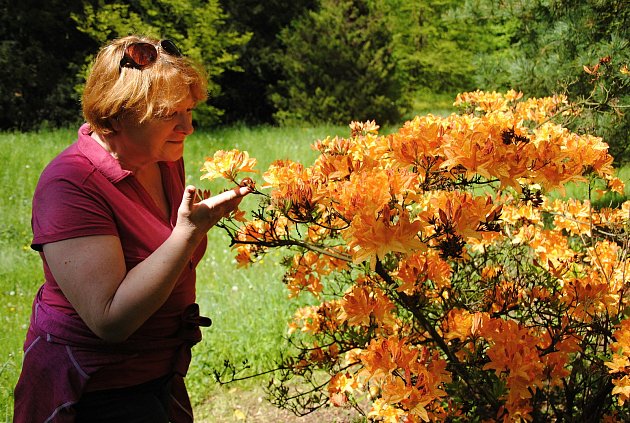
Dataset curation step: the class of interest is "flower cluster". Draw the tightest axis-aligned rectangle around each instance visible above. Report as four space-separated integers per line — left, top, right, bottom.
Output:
203 91 629 421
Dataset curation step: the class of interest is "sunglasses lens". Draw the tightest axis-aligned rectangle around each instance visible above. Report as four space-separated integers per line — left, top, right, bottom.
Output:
160 39 182 57
123 43 158 68
120 40 182 70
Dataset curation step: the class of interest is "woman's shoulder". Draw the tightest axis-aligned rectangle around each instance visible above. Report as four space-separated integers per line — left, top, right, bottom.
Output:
39 142 95 185
39 124 125 186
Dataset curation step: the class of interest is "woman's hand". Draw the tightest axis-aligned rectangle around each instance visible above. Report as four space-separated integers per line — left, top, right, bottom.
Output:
174 185 252 242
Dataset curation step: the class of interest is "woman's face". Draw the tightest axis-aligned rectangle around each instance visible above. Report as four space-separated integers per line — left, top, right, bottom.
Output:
112 96 196 168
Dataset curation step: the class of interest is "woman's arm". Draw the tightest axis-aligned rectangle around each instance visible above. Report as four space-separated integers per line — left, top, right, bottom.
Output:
43 185 250 343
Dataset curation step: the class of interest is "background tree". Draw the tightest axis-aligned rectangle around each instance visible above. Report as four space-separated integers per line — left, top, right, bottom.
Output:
271 0 412 125
212 0 317 125
0 0 96 130
1 0 627 141
383 0 492 97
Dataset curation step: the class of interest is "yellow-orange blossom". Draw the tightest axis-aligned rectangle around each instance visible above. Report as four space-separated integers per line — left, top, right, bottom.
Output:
200 90 629 421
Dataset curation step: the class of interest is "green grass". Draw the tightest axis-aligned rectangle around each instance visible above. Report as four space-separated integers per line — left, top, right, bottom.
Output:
407 88 458 118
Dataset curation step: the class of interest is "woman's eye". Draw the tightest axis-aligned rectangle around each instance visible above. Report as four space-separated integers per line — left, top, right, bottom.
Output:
158 104 194 120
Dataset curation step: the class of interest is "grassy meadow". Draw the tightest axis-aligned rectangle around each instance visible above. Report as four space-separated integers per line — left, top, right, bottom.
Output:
0 122 628 422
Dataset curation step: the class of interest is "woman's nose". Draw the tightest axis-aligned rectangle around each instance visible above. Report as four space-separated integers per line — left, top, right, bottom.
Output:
177 113 194 135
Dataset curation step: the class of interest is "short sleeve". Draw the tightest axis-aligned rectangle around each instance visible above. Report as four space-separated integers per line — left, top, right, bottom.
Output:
31 167 118 252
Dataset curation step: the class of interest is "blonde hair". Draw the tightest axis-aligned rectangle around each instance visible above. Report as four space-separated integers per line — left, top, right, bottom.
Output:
82 35 208 134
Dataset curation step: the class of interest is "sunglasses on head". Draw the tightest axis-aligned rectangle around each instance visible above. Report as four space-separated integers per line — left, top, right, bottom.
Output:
119 39 182 70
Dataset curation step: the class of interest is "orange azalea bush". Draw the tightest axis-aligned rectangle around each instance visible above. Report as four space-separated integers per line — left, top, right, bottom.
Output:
201 90 629 422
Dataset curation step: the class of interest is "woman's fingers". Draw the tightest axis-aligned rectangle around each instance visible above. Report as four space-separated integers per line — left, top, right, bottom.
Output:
191 185 252 226
201 185 251 211
177 185 253 234
181 185 197 212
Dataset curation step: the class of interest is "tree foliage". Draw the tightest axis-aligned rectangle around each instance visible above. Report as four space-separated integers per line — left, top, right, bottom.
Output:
271 0 412 125
1 0 627 145
202 90 629 421
212 0 317 124
383 0 492 96
0 0 96 130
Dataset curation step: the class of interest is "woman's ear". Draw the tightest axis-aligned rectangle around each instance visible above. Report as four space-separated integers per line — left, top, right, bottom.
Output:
109 115 122 132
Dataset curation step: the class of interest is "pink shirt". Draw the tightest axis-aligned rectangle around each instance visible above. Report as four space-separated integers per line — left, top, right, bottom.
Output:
29 123 208 390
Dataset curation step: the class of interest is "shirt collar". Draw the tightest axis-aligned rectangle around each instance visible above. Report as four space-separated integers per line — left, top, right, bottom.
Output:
77 123 133 183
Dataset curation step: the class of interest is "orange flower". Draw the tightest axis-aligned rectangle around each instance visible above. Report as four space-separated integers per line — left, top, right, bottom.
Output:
396 249 452 294
328 371 359 407
340 285 396 327
480 318 546 419
515 94 568 124
284 250 348 298
349 120 380 137
360 337 408 381
607 177 626 195
388 114 446 168
549 198 592 236
528 124 592 191
288 300 344 335
423 190 497 240
200 149 257 182
262 160 321 219
329 169 392 221
585 239 624 282
523 227 575 276
605 318 630 406
367 399 406 423
442 309 485 342
345 207 424 267
454 90 511 112
611 376 630 406
500 198 544 226
360 337 450 421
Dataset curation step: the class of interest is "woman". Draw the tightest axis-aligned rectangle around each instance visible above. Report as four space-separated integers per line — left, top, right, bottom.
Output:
13 35 251 422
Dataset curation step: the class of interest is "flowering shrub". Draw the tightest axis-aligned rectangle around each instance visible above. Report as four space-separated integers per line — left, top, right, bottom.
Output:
201 90 629 422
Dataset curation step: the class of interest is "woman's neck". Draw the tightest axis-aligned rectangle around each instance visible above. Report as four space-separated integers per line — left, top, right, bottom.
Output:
90 131 149 174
